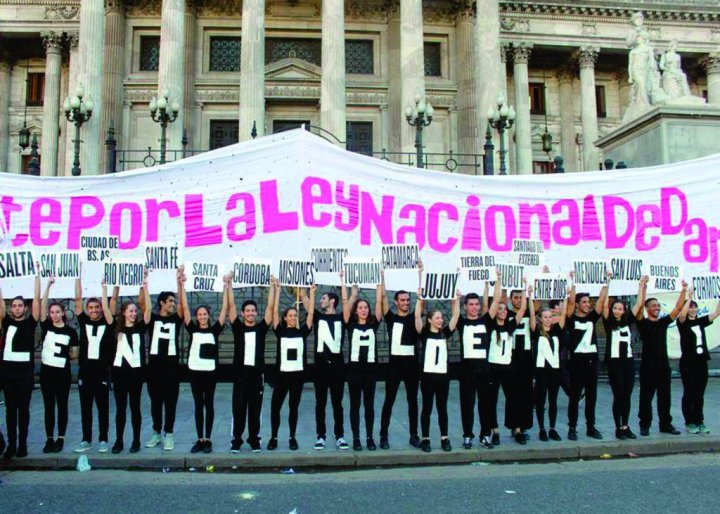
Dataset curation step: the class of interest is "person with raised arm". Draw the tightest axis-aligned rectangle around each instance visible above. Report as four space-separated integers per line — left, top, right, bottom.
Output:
564 271 610 441
38 274 79 454
0 266 41 459
676 285 720 434
228 276 276 453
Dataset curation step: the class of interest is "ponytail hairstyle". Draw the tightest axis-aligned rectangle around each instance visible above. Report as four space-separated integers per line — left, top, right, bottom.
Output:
424 308 444 333
538 307 553 339
194 305 214 327
609 299 629 328
47 301 68 324
115 300 140 338
281 306 300 329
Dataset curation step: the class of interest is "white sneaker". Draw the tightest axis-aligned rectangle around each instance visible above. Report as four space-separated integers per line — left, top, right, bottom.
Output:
146 432 162 448
336 437 350 451
314 437 326 450
98 441 109 453
163 433 175 451
74 441 92 453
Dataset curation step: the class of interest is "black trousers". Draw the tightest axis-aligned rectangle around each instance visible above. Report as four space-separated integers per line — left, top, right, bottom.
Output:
510 354 534 431
608 359 635 428
2 370 33 447
458 365 494 439
420 379 450 439
680 359 708 426
638 362 673 430
380 361 419 438
232 370 264 445
40 366 71 439
348 370 377 440
113 369 144 443
270 373 304 439
190 372 217 439
489 364 515 430
313 362 345 439
534 367 561 430
567 354 599 429
78 366 110 443
147 363 180 434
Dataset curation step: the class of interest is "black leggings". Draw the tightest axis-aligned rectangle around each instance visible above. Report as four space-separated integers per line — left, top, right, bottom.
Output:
458 366 494 439
380 362 419 438
608 359 635 428
78 367 110 443
232 372 264 445
313 363 345 439
510 355 534 431
40 366 71 439
147 364 179 434
270 374 304 439
568 355 599 429
489 364 515 430
535 367 561 430
190 372 217 439
2 371 33 446
680 359 708 426
420 379 450 439
113 370 144 443
348 371 377 439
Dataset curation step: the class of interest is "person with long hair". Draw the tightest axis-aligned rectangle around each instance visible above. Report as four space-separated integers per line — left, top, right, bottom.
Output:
340 269 383 451
105 271 152 454
414 284 461 453
528 286 568 442
602 277 646 440
181 269 229 454
0 267 40 459
267 283 316 451
39 275 79 454
677 286 720 434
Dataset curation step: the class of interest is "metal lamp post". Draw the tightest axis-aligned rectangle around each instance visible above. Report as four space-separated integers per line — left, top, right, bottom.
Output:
404 91 434 169
150 88 180 165
487 95 516 175
63 84 94 176
18 60 31 152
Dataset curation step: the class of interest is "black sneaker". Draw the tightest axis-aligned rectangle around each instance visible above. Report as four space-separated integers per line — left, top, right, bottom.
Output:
250 440 262 453
289 438 299 451
660 425 681 435
366 438 377 451
441 438 452 452
43 437 54 454
624 428 637 440
548 429 562 441
129 440 141 453
539 429 548 442
267 438 278 451
409 435 421 448
587 428 603 440
568 428 578 441
53 438 64 453
3 445 16 460
16 443 27 458
640 427 650 436
616 428 627 440
203 441 213 454
420 439 431 453
111 440 124 454
380 436 389 450
230 439 242 453
353 438 362 451
191 440 204 453
462 437 472 450
523 432 531 441
479 436 494 449
491 433 500 446
513 432 526 445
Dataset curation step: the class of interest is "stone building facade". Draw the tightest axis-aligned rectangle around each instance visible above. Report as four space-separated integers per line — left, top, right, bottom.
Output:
0 0 718 176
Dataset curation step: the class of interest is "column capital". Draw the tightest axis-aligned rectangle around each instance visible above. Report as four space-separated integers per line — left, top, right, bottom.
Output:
384 0 400 19
0 49 14 71
105 0 126 15
576 46 600 69
703 52 720 74
557 65 575 84
41 31 64 54
455 0 475 23
511 43 532 65
65 31 80 52
500 41 512 63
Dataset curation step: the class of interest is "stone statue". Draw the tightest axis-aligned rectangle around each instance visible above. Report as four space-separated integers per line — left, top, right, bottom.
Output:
660 40 691 99
628 32 655 110
625 11 647 49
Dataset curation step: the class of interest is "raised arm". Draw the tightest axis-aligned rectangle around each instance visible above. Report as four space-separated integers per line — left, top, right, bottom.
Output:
300 288 311 313
375 282 383 322
528 285 537 332
558 290 569 329
380 269 390 316
141 269 152 324
175 266 185 323
488 269 502 319
264 277 276 325
595 272 611 315
272 279 282 329
100 281 113 324
414 288 424 334
32 266 41 321
40 274 54 323
633 276 648 320
74 264 83 316
227 274 238 323
709 296 720 322
448 289 461 332
340 269 351 323
217 273 229 326
180 271 191 326
678 286 692 324
668 280 688 321
110 286 119 316
482 281 489 315
0 281 5 319
514 280 528 323
566 273 576 318
305 284 316 328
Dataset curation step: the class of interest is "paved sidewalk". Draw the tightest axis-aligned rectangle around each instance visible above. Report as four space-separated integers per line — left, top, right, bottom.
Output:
1 378 719 470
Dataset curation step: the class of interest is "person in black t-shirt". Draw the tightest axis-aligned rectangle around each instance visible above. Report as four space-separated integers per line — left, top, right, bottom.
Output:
39 276 79 454
637 280 687 436
267 283 316 451
379 262 424 450
105 271 152 454
73 266 118 454
564 273 610 441
228 276 276 453
0 269 40 460
676 288 720 434
602 278 646 440
340 270 383 451
181 271 229 454
139 268 185 451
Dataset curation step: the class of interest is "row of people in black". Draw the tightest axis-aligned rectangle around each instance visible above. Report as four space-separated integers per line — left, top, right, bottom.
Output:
0 263 717 458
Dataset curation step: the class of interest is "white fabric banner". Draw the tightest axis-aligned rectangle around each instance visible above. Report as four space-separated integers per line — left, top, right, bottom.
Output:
0 128 719 303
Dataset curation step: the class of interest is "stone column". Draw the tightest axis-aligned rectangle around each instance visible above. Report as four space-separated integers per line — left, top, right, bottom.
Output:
158 0 186 152
558 67 578 172
476 0 501 134
239 0 265 141
64 32 80 176
320 0 346 145
183 0 197 150
102 0 126 172
0 53 12 172
386 1 402 151
41 31 64 176
400 0 425 154
455 2 479 161
577 46 599 171
511 43 533 174
78 0 105 175
703 52 720 105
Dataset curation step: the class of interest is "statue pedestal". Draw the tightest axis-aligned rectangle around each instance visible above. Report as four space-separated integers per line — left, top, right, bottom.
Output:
597 105 720 168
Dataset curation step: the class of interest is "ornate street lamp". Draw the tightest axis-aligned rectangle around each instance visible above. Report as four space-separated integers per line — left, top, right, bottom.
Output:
28 133 40 175
63 83 94 176
487 95 516 175
405 90 434 169
150 88 180 165
18 60 31 151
